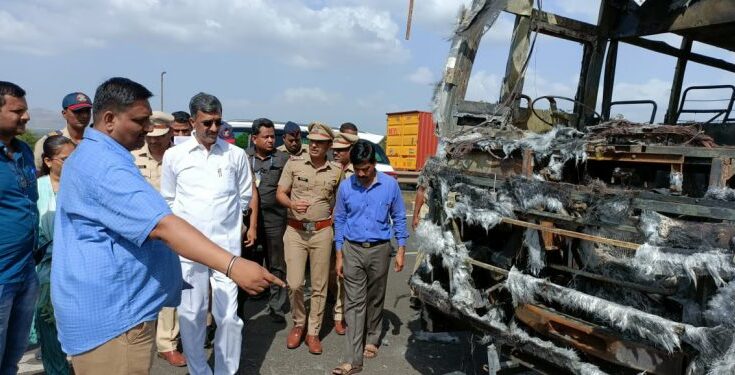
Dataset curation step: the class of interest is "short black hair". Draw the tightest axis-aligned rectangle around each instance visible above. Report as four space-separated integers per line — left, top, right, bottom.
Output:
92 77 153 120
189 92 222 117
340 122 358 133
0 81 26 108
172 111 190 123
251 118 274 135
350 139 376 165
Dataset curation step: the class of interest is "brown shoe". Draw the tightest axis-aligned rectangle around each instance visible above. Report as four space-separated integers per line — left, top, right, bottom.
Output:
287 325 305 349
305 335 323 354
334 320 346 335
158 350 187 367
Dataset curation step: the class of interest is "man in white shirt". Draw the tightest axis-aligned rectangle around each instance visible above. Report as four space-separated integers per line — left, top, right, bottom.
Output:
161 92 252 375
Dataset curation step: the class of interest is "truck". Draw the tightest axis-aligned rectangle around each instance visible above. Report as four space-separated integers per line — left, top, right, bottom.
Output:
385 111 438 184
410 0 735 374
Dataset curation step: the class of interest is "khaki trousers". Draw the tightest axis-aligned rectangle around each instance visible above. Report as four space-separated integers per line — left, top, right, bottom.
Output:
155 307 179 352
329 250 345 321
71 321 155 375
284 225 333 336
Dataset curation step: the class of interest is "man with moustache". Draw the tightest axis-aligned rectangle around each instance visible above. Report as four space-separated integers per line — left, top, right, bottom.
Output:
243 118 290 322
161 92 252 375
171 111 192 137
328 131 359 335
0 81 38 374
333 140 408 375
277 121 305 157
52 78 282 374
277 123 342 354
132 111 186 367
34 92 92 170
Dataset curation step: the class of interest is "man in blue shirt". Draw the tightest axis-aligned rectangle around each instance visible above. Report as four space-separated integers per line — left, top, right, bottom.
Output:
52 77 284 374
333 140 408 375
0 81 39 374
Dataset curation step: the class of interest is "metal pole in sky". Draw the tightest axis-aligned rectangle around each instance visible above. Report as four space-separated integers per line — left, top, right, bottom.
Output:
160 71 166 111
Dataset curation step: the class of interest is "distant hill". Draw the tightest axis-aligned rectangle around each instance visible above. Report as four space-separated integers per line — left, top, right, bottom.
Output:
27 108 63 135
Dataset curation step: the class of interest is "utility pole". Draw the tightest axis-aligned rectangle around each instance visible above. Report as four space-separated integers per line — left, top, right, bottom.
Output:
160 71 166 111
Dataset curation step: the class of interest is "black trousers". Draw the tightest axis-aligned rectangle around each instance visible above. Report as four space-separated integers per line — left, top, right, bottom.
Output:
240 217 288 316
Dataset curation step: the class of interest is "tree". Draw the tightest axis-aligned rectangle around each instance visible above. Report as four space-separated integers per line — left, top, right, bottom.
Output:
17 130 39 148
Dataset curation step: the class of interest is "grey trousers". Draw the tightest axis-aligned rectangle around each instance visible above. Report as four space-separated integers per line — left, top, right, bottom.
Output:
342 240 392 367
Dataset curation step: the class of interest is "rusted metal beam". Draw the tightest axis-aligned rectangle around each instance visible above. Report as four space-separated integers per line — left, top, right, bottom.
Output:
611 0 735 40
467 258 510 276
405 0 414 40
503 7 598 43
622 36 735 74
500 1 533 105
515 304 685 375
665 37 693 124
708 157 734 189
587 152 685 164
500 217 640 250
601 40 618 120
547 264 676 295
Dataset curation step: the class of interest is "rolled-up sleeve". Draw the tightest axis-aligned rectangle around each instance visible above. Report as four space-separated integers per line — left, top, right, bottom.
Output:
93 165 172 247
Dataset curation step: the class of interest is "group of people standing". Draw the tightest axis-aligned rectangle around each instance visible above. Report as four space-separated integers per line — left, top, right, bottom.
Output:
0 76 408 375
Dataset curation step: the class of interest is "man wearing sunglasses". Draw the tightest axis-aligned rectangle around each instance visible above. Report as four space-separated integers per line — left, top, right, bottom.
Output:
161 93 252 375
33 91 92 171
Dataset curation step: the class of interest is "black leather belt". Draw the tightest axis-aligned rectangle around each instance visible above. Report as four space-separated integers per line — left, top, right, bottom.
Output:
347 239 389 249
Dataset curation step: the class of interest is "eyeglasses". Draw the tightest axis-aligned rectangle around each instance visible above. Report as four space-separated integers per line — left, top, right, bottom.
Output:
201 119 223 127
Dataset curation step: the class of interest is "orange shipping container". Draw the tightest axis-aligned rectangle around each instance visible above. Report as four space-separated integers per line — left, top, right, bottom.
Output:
385 111 437 171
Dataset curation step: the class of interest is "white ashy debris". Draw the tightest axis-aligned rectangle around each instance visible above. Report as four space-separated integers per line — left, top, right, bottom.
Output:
704 187 735 201
631 244 735 287
703 280 735 326
524 229 545 276
670 171 683 191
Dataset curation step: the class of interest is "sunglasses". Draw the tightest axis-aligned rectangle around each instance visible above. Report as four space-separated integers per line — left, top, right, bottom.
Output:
201 119 223 127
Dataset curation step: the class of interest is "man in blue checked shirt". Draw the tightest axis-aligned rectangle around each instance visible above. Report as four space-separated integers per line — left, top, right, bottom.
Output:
333 140 408 375
51 77 284 375
0 81 39 375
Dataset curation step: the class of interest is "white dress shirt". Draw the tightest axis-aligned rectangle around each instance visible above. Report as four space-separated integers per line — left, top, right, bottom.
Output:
161 136 252 260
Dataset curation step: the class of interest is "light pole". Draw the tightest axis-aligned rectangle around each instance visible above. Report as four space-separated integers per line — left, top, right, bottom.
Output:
160 71 166 111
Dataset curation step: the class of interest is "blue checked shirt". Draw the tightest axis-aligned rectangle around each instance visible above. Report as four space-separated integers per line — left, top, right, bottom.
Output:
52 128 181 355
334 172 408 251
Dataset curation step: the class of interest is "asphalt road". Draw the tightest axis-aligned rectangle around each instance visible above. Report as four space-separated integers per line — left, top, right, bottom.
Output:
20 191 488 375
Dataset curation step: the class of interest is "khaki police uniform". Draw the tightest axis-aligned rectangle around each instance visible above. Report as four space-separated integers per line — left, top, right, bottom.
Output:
34 128 74 171
277 143 306 157
132 111 181 356
278 123 342 336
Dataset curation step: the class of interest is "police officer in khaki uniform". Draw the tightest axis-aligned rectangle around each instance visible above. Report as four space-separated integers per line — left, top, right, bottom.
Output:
34 92 92 171
328 131 359 335
276 122 342 354
131 111 187 367
277 121 306 157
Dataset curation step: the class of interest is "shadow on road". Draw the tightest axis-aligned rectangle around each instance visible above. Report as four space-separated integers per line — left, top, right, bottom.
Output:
238 297 287 374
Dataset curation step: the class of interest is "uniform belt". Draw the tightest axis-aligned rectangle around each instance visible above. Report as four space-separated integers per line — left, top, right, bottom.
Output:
288 218 333 232
347 239 389 248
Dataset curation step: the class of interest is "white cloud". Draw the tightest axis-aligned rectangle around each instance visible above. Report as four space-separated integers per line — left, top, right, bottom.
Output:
607 78 671 122
282 87 339 104
408 67 435 85
466 70 501 102
0 0 408 67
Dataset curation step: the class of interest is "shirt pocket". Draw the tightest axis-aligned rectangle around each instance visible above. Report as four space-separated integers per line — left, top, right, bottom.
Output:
373 200 392 224
215 166 237 197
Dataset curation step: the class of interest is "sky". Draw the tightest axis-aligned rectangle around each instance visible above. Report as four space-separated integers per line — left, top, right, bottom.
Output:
2 0 733 134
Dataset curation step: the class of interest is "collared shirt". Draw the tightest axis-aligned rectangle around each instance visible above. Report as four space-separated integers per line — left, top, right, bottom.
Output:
132 144 163 190
245 147 288 225
342 163 354 179
34 127 76 171
277 144 306 157
0 138 38 284
278 156 341 222
52 128 181 355
161 136 252 258
334 172 408 251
